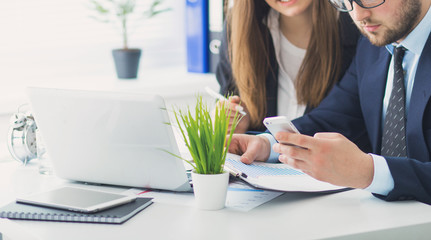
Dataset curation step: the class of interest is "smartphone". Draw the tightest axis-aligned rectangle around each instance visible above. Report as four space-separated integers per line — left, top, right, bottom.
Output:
263 116 300 135
16 187 137 213
263 116 306 148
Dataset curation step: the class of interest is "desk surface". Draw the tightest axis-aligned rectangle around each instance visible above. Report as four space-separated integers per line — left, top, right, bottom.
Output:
1 161 431 240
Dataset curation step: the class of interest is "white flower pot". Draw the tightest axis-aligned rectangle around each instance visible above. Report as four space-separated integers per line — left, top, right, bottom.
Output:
191 171 229 210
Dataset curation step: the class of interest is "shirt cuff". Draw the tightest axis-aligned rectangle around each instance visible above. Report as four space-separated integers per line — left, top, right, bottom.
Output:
258 133 280 163
364 153 394 196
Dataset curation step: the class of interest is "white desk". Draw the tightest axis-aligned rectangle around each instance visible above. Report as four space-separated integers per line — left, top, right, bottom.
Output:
1 161 431 240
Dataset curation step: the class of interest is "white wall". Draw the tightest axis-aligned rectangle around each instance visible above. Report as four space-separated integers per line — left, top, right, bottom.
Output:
0 0 187 113
0 0 220 162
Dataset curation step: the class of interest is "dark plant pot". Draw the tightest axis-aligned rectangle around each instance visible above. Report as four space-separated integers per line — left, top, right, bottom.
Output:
112 49 142 79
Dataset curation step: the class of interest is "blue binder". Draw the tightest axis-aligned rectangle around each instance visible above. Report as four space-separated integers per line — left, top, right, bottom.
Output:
186 0 209 73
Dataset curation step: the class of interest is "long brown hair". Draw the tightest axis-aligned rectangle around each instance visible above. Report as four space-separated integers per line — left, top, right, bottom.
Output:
226 0 341 129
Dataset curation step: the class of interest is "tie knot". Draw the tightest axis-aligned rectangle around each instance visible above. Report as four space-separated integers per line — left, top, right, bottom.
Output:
394 46 406 61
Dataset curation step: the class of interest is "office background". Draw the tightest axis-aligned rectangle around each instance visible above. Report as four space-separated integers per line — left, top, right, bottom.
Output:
0 0 219 162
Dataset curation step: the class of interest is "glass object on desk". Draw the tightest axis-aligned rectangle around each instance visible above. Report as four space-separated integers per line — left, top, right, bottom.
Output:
36 129 53 175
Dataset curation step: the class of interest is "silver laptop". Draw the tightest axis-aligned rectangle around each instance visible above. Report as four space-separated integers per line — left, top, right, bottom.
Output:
27 87 192 192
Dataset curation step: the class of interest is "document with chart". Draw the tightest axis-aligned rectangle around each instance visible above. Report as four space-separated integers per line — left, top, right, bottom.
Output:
224 153 346 192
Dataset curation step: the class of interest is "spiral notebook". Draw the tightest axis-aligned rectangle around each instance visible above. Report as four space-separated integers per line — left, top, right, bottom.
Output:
0 198 152 224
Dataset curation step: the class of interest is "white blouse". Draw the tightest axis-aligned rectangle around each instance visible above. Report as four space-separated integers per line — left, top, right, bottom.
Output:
266 9 307 121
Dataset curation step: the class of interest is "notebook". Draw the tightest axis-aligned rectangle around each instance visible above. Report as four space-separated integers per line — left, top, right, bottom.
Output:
27 87 192 192
224 153 347 192
0 198 153 224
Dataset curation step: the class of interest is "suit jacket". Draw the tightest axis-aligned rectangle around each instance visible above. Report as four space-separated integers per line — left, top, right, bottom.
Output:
292 34 431 205
216 12 361 131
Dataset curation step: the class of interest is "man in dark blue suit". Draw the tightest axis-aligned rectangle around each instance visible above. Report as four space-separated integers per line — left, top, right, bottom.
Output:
228 0 431 205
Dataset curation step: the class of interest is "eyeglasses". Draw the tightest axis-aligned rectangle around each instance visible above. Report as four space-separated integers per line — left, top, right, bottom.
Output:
328 0 385 12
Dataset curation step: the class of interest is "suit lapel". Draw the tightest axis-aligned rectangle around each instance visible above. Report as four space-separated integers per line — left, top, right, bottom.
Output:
407 33 431 162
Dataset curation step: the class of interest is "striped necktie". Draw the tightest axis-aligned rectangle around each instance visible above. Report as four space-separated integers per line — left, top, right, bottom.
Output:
381 46 407 157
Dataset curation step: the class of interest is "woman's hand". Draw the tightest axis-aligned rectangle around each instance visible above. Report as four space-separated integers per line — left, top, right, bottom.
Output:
218 95 250 134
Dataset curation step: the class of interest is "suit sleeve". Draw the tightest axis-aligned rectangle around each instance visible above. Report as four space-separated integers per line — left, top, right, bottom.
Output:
377 157 431 204
291 37 372 152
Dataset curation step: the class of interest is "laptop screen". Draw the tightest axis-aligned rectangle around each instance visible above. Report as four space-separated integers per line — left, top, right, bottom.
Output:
27 87 192 192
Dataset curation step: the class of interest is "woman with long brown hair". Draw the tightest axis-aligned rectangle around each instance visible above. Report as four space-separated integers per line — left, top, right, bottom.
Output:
216 0 360 133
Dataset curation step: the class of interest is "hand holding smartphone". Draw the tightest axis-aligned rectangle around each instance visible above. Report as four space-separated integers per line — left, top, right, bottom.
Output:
263 116 300 135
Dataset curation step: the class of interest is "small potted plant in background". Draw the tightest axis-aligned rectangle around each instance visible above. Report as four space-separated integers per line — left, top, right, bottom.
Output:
88 0 171 79
171 96 241 210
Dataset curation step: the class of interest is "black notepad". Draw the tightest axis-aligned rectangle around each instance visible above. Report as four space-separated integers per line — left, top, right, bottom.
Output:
0 198 152 224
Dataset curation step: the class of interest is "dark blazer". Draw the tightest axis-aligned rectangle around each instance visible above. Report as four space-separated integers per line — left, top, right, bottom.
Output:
216 12 361 131
292 34 431 205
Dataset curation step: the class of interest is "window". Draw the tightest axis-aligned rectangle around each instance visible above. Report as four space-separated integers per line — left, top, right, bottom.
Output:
0 0 186 114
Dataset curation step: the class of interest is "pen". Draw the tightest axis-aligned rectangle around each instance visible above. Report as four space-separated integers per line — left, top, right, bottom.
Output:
224 164 248 179
205 87 247 116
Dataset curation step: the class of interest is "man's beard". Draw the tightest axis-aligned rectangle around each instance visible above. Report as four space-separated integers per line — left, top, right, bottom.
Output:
357 0 422 46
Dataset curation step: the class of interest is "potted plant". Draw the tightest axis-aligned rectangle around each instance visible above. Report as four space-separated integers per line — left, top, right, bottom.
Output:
171 96 241 210
88 0 171 79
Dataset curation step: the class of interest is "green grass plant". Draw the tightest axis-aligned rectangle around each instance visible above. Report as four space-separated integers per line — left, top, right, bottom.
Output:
172 96 241 174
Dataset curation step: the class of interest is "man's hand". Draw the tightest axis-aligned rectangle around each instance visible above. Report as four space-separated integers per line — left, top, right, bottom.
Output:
273 132 374 189
228 134 271 164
